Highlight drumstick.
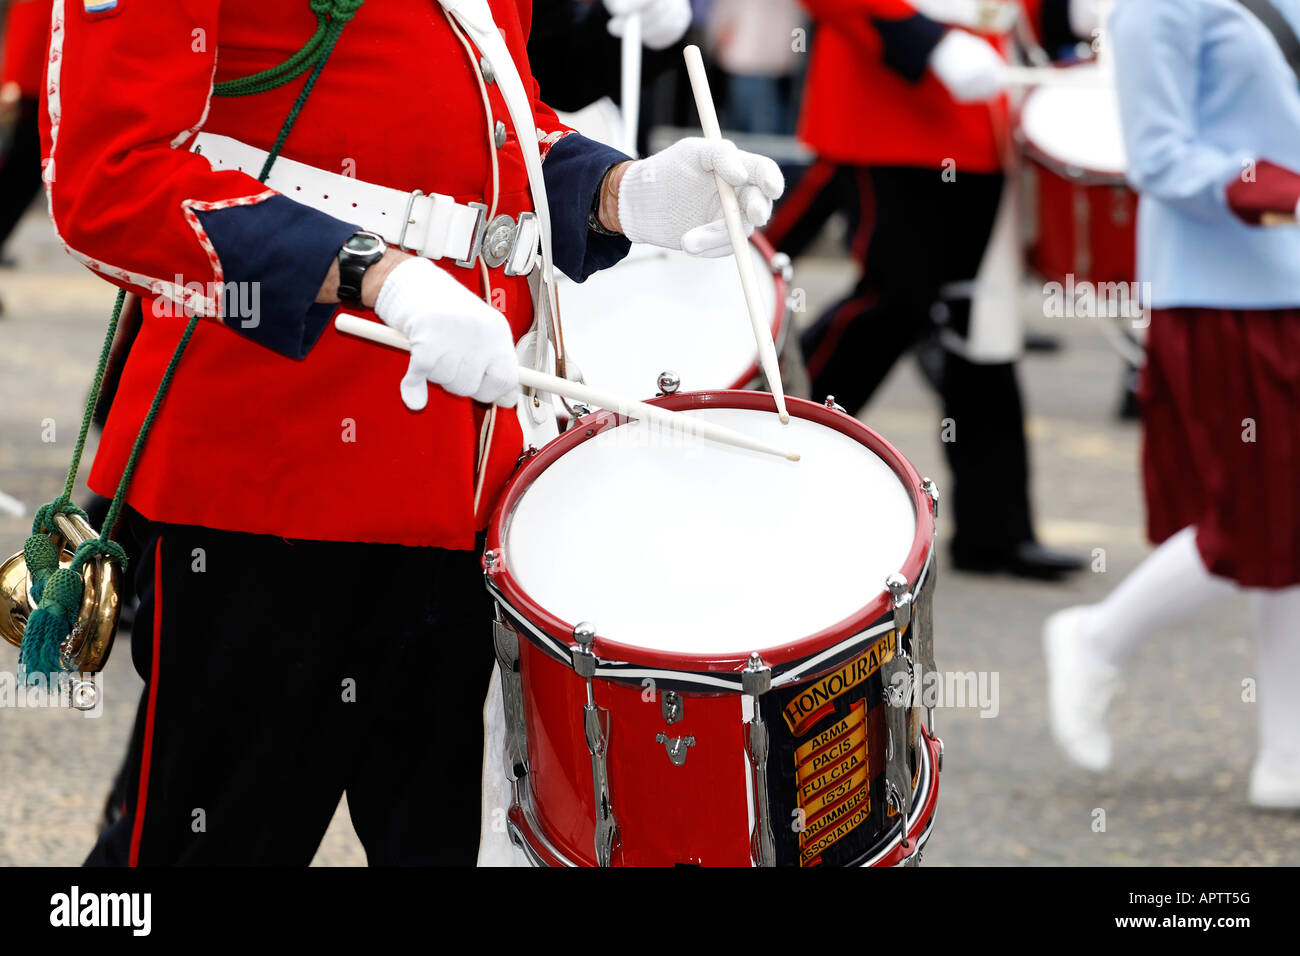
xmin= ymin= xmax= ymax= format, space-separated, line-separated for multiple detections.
xmin=682 ymin=44 xmax=791 ymax=425
xmin=334 ymin=314 xmax=801 ymax=461
xmin=1001 ymin=66 xmax=1112 ymax=87
xmin=620 ymin=13 xmax=641 ymax=156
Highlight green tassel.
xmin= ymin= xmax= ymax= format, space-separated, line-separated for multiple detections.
xmin=23 ymin=533 xmax=60 ymax=604
xmin=18 ymin=566 xmax=82 ymax=683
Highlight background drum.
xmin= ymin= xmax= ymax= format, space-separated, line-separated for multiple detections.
xmin=481 ymin=392 xmax=941 ymax=866
xmin=1019 ymin=72 xmax=1137 ymax=288
xmin=555 ymin=233 xmax=801 ymax=399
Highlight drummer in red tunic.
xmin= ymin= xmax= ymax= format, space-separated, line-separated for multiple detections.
xmin=1045 ymin=0 xmax=1300 ymax=808
xmin=43 ymin=0 xmax=781 ymax=865
xmin=787 ymin=0 xmax=1100 ymax=579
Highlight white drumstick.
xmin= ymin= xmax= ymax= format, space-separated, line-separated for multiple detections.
xmin=1002 ymin=65 xmax=1112 ymax=87
xmin=682 ymin=44 xmax=791 ymax=425
xmin=620 ymin=13 xmax=641 ymax=157
xmin=334 ymin=314 xmax=800 ymax=461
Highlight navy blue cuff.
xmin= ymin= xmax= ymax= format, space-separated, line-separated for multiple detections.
xmin=872 ymin=14 xmax=948 ymax=83
xmin=542 ymin=133 xmax=632 ymax=280
xmin=1041 ymin=0 xmax=1082 ymax=51
xmin=196 ymin=194 xmax=359 ymax=358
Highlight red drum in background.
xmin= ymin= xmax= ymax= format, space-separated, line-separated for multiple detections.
xmin=1019 ymin=75 xmax=1137 ymax=286
xmin=484 ymin=392 xmax=941 ymax=867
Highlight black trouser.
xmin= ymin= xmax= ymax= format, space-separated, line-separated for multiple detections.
xmin=800 ymin=166 xmax=1034 ymax=556
xmin=0 ymin=98 xmax=43 ymax=255
xmin=86 ymin=511 xmax=495 ymax=866
xmin=764 ymin=159 xmax=864 ymax=259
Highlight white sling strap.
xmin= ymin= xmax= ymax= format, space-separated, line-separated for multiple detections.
xmin=437 ymin=0 xmax=559 ymax=294
xmin=437 ymin=0 xmax=573 ymax=449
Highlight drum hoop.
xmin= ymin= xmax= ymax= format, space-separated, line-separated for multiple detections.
xmin=484 ymin=391 xmax=936 ymax=679
xmin=1021 ymin=141 xmax=1129 ymax=188
xmin=490 ymin=549 xmax=933 ymax=691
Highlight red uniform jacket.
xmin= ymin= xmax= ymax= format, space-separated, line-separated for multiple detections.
xmin=1 ymin=0 xmax=53 ymax=94
xmin=798 ymin=0 xmax=1074 ymax=173
xmin=42 ymin=0 xmax=629 ymax=549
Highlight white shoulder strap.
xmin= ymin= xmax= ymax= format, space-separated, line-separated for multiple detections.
xmin=437 ymin=0 xmax=557 ymax=289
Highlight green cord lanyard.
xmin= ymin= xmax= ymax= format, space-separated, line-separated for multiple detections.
xmin=31 ymin=0 xmax=365 ymax=570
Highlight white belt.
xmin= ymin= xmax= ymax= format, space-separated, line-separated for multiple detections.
xmin=190 ymin=131 xmax=541 ymax=276
xmin=911 ymin=0 xmax=1019 ymax=33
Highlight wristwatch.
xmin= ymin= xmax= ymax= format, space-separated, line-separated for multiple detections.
xmin=336 ymin=230 xmax=388 ymax=306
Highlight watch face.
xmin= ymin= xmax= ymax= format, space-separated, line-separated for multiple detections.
xmin=345 ymin=232 xmax=382 ymax=254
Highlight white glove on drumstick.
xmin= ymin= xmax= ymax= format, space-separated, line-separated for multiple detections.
xmin=618 ymin=137 xmax=785 ymax=256
xmin=605 ymin=0 xmax=692 ymax=50
xmin=928 ymin=29 xmax=1008 ymax=103
xmin=373 ymin=256 xmax=520 ymax=411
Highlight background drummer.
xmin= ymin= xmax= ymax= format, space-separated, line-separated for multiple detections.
xmin=786 ymin=0 xmax=1101 ymax=580
xmin=1045 ymin=0 xmax=1300 ymax=808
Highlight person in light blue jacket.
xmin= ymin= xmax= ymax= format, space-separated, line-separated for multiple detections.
xmin=1045 ymin=0 xmax=1300 ymax=809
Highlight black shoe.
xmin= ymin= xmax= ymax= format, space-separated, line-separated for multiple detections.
xmin=951 ymin=540 xmax=1085 ymax=580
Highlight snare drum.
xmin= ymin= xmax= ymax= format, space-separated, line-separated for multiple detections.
xmin=556 ymin=234 xmax=792 ymax=398
xmin=1019 ymin=73 xmax=1137 ymax=286
xmin=483 ymin=392 xmax=941 ymax=866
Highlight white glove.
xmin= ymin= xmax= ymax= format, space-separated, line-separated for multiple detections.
xmin=373 ymin=256 xmax=520 ymax=411
xmin=605 ymin=0 xmax=692 ymax=51
xmin=1068 ymin=0 xmax=1105 ymax=41
xmin=927 ymin=29 xmax=1007 ymax=103
xmin=617 ymin=137 xmax=785 ymax=257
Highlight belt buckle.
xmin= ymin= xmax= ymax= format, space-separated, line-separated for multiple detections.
xmin=503 ymin=211 xmax=539 ymax=277
xmin=454 ymin=201 xmax=490 ymax=269
xmin=478 ymin=210 xmax=539 ymax=276
xmin=480 ymin=212 xmax=518 ymax=270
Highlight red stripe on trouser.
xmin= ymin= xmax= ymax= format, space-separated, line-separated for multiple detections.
xmin=849 ymin=167 xmax=877 ymax=263
xmin=805 ymin=291 xmax=876 ymax=380
xmin=765 ymin=157 xmax=837 ymax=249
xmin=128 ymin=538 xmax=164 ymax=866
xmin=805 ymin=169 xmax=879 ymax=380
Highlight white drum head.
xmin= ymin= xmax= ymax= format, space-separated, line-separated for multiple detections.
xmin=503 ymin=408 xmax=917 ymax=655
xmin=556 ymin=242 xmax=778 ymax=398
xmin=1021 ymin=75 xmax=1128 ymax=176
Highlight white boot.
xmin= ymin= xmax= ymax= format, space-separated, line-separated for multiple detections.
xmin=1249 ymin=586 xmax=1300 ymax=810
xmin=1044 ymin=606 xmax=1123 ymax=772
xmin=1249 ymin=759 xmax=1300 ymax=810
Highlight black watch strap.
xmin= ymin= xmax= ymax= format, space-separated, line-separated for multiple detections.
xmin=337 ymin=231 xmax=387 ymax=305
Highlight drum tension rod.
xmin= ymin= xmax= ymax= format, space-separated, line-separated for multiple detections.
xmin=572 ymin=622 xmax=618 ymax=867
xmin=743 ymin=653 xmax=777 ymax=868
xmin=884 ymin=574 xmax=918 ymax=867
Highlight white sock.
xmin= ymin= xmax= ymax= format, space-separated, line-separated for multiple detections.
xmin=1252 ymin=585 xmax=1300 ymax=769
xmin=1083 ymin=526 xmax=1238 ymax=667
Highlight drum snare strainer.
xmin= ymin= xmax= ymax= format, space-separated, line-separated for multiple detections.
xmin=484 ymin=392 xmax=942 ymax=867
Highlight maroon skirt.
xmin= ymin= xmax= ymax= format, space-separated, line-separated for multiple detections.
xmin=1142 ymin=307 xmax=1300 ymax=588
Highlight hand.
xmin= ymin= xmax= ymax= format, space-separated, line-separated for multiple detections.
xmin=372 ymin=256 xmax=520 ymax=411
xmin=615 ymin=137 xmax=784 ymax=257
xmin=604 ymin=0 xmax=692 ymax=51
xmin=928 ymin=29 xmax=1007 ymax=103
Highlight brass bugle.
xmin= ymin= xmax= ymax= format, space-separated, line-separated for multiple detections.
xmin=0 ymin=511 xmax=121 ymax=674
